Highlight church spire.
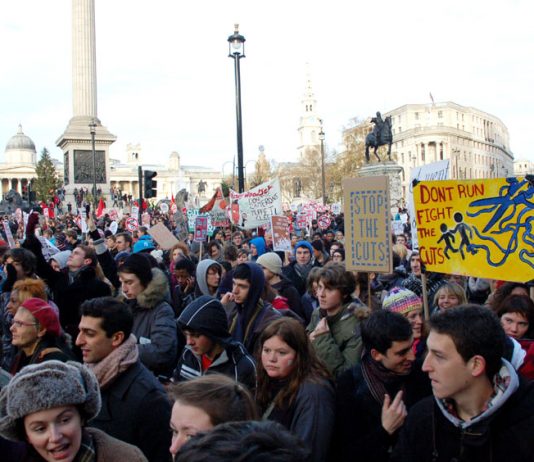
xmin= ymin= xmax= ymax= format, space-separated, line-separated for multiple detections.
xmin=297 ymin=64 xmax=322 ymax=159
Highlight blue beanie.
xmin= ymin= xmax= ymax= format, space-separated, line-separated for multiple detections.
xmin=133 ymin=235 xmax=155 ymax=253
xmin=294 ymin=240 xmax=313 ymax=256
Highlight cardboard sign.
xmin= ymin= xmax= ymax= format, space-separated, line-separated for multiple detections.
xmin=187 ymin=209 xmax=215 ymax=236
xmin=229 ymin=179 xmax=282 ymax=229
xmin=343 ymin=176 xmax=392 ymax=273
xmin=413 ymin=177 xmax=534 ymax=282
xmin=318 ymin=215 xmax=332 ymax=230
xmin=271 ymin=215 xmax=291 ymax=252
xmin=148 ymin=222 xmax=179 ymax=250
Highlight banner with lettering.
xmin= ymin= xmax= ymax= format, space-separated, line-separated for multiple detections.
xmin=413 ymin=177 xmax=534 ymax=282
xmin=229 ymin=179 xmax=282 ymax=229
xmin=408 ymin=160 xmax=450 ymax=249
xmin=343 ymin=176 xmax=392 ymax=273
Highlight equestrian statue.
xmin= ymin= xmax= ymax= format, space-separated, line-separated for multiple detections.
xmin=365 ymin=111 xmax=393 ymax=163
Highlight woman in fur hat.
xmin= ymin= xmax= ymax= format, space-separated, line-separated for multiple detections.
xmin=0 ymin=360 xmax=147 ymax=461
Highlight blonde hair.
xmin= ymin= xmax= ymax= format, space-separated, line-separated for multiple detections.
xmin=392 ymin=244 xmax=408 ymax=260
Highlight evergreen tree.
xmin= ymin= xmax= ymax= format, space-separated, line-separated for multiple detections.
xmin=34 ymin=148 xmax=61 ymax=202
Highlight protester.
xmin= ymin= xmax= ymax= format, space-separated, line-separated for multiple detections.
xmin=173 ymin=295 xmax=256 ymax=389
xmin=76 ymin=297 xmax=171 ymax=462
xmin=333 ymin=310 xmax=430 ymax=462
xmin=432 ymin=281 xmax=467 ymax=313
xmin=300 ymin=267 xmax=322 ymax=325
xmin=392 ymin=305 xmax=534 ymax=461
xmin=307 ymin=263 xmax=363 ymax=377
xmin=401 ymin=252 xmax=445 ymax=308
xmin=175 ymin=421 xmax=310 ymax=462
xmin=283 ymin=241 xmax=321 ymax=296
xmin=172 ymin=257 xmax=196 ymax=315
xmin=257 ymin=318 xmax=334 ymax=462
xmin=118 ymin=253 xmax=178 ymax=376
xmin=496 ymin=294 xmax=534 ymax=340
xmin=168 ymin=374 xmax=258 ymax=457
xmin=9 ymin=298 xmax=73 ymax=374
xmin=257 ymin=252 xmax=306 ymax=321
xmin=222 ymin=262 xmax=281 ymax=354
xmin=382 ymin=287 xmax=425 ymax=356
xmin=195 ymin=259 xmax=222 ymax=297
xmin=249 ymin=237 xmax=267 ymax=261
xmin=0 ymin=360 xmax=147 ymax=461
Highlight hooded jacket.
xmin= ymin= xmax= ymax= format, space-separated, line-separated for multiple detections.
xmin=249 ymin=237 xmax=267 ymax=260
xmin=227 ymin=262 xmax=281 ymax=354
xmin=391 ymin=360 xmax=534 ymax=462
xmin=195 ymin=259 xmax=222 ymax=296
xmin=173 ymin=296 xmax=256 ymax=389
xmin=126 ymin=268 xmax=178 ymax=376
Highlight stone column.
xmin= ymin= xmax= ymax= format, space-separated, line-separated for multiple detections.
xmin=72 ymin=0 xmax=97 ymax=119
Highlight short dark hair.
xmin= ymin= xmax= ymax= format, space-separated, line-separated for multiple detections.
xmin=115 ymin=232 xmax=133 ymax=246
xmin=233 ymin=263 xmax=252 ymax=283
xmin=174 ymin=258 xmax=196 ymax=275
xmin=175 ymin=420 xmax=310 ymax=462
xmin=429 ymin=305 xmax=505 ymax=379
xmin=497 ymin=294 xmax=534 ymax=338
xmin=361 ymin=310 xmax=412 ymax=354
xmin=79 ymin=296 xmax=133 ymax=339
xmin=224 ymin=245 xmax=238 ymax=262
xmin=5 ymin=248 xmax=36 ymax=275
xmin=318 ymin=263 xmax=356 ymax=302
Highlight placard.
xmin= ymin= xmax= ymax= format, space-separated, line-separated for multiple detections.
xmin=343 ymin=176 xmax=392 ymax=273
xmin=413 ymin=177 xmax=534 ymax=282
xmin=148 ymin=222 xmax=179 ymax=250
xmin=271 ymin=215 xmax=291 ymax=252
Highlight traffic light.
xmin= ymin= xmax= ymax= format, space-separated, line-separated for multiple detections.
xmin=144 ymin=170 xmax=158 ymax=198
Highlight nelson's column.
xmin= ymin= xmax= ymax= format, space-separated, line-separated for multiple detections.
xmin=56 ymin=0 xmax=116 ymax=204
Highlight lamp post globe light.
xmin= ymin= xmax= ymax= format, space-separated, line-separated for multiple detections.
xmin=319 ymin=124 xmax=326 ymax=205
xmin=228 ymin=24 xmax=246 ymax=193
xmin=89 ymin=119 xmax=98 ymax=210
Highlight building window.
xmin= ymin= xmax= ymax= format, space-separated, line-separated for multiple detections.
xmin=415 ymin=112 xmax=419 ymax=120
xmin=401 ymin=153 xmax=405 ymax=163
xmin=439 ymin=143 xmax=444 ymax=160
xmin=398 ymin=126 xmax=402 ymax=132
xmin=438 ymin=111 xmax=443 ymax=118
xmin=421 ymin=144 xmax=426 ymax=161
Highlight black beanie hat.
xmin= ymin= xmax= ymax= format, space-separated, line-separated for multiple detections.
xmin=177 ymin=295 xmax=231 ymax=343
xmin=120 ymin=253 xmax=153 ymax=287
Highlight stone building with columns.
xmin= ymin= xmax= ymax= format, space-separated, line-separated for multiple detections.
xmin=343 ymin=101 xmax=514 ymax=199
xmin=0 ymin=125 xmax=63 ymax=198
xmin=1 ymin=126 xmax=222 ymax=206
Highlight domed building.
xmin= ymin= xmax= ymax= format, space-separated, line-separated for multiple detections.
xmin=1 ymin=125 xmax=40 ymax=197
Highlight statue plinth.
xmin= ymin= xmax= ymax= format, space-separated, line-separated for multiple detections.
xmin=358 ymin=161 xmax=404 ymax=212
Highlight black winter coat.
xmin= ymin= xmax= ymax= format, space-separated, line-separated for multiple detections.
xmin=90 ymin=360 xmax=172 ymax=462
xmin=331 ymin=361 xmax=431 ymax=462
xmin=391 ymin=379 xmax=534 ymax=462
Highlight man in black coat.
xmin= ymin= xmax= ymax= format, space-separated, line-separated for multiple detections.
xmin=331 ymin=310 xmax=431 ymax=462
xmin=76 ymin=297 xmax=171 ymax=462
xmin=391 ymin=305 xmax=534 ymax=462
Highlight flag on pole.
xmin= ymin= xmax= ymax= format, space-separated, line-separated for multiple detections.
xmin=96 ymin=198 xmax=105 ymax=218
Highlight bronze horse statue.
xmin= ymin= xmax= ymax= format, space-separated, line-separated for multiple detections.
xmin=365 ymin=113 xmax=393 ymax=163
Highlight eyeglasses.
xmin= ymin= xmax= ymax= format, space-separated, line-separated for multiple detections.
xmin=12 ymin=320 xmax=38 ymax=328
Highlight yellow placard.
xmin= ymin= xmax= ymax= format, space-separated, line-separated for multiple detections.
xmin=413 ymin=177 xmax=534 ymax=282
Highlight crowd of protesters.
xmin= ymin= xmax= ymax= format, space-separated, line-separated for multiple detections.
xmin=0 ymin=204 xmax=533 ymax=462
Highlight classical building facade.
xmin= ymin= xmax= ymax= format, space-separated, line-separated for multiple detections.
xmin=514 ymin=159 xmax=534 ymax=176
xmin=343 ymin=102 xmax=515 ymax=199
xmin=1 ymin=127 xmax=222 ymax=205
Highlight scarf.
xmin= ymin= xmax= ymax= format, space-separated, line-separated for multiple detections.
xmin=294 ymin=260 xmax=314 ymax=281
xmin=361 ymin=351 xmax=407 ymax=405
xmin=86 ymin=334 xmax=139 ymax=390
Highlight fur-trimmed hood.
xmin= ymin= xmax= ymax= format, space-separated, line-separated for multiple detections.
xmin=135 ymin=268 xmax=170 ymax=309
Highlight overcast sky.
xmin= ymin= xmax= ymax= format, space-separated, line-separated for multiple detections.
xmin=1 ymin=0 xmax=532 ymax=172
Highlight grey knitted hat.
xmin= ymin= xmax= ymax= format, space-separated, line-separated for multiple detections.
xmin=0 ymin=360 xmax=101 ymax=441
xmin=257 ymin=252 xmax=283 ymax=276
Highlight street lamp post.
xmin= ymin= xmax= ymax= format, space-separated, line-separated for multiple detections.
xmin=319 ymin=125 xmax=326 ymax=205
xmin=89 ymin=119 xmax=97 ymax=211
xmin=228 ymin=24 xmax=246 ymax=193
